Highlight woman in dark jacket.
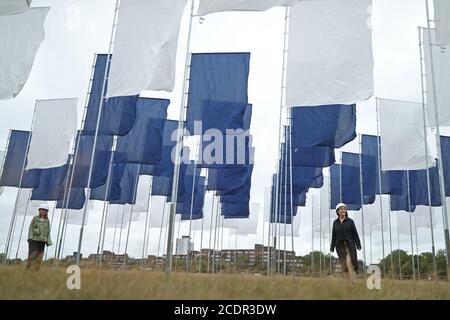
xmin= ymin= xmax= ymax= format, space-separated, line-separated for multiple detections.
xmin=330 ymin=203 xmax=361 ymax=282
xmin=27 ymin=203 xmax=52 ymax=271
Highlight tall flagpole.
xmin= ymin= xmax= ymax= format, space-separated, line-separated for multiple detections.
xmin=165 ymin=0 xmax=196 ymax=276
xmin=358 ymin=134 xmax=367 ymax=277
xmin=311 ymin=195 xmax=314 ymax=276
xmin=414 ymin=216 xmax=421 ymax=280
xmin=75 ymin=0 xmax=121 ymax=265
xmin=418 ymin=26 xmax=439 ymax=280
xmin=156 ymin=202 xmax=167 ymax=271
xmin=425 ymin=0 xmax=450 ymax=280
xmin=141 ymin=179 xmax=153 ymax=263
xmin=406 ymin=171 xmax=416 ymax=280
xmin=396 ymin=213 xmax=402 ymax=279
xmin=288 ymin=111 xmax=295 ymax=275
xmin=207 ymin=194 xmax=215 ymax=273
xmin=13 ymin=186 xmax=33 ymax=261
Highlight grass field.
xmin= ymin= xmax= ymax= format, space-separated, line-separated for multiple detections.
xmin=1 ymin=266 xmax=449 ymax=300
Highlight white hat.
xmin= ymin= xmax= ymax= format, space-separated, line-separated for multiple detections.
xmin=38 ymin=203 xmax=50 ymax=211
xmin=335 ymin=203 xmax=347 ymax=213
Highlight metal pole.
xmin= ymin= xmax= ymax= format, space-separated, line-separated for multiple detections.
xmin=418 ymin=27 xmax=439 ymax=279
xmin=358 ymin=135 xmax=367 ymax=277
xmin=165 ymin=0 xmax=196 ymax=276
xmin=414 ymin=215 xmax=421 ymax=280
xmin=397 ymin=213 xmax=402 ymax=280
xmin=14 ymin=188 xmax=33 ymax=261
xmin=406 ymin=172 xmax=416 ymax=280
xmin=212 ymin=195 xmax=220 ymax=273
xmin=111 ymin=204 xmax=119 ymax=252
xmin=319 ymin=187 xmax=322 ymax=277
xmin=425 ymin=0 xmax=450 ymax=280
xmin=288 ymin=111 xmax=295 ymax=275
xmin=156 ymin=202 xmax=167 ymax=271
xmin=143 ymin=192 xmax=153 ymax=264
xmin=207 ymin=194 xmax=215 ymax=273
xmin=117 ymin=205 xmax=126 ymax=255
xmin=141 ymin=178 xmax=153 ymax=263
xmin=199 ymin=202 xmax=205 ymax=273
xmin=329 ymin=173 xmax=333 ymax=275
xmin=75 ymin=0 xmax=121 ymax=265
xmin=283 ymin=128 xmax=288 ymax=276
xmin=311 ymin=195 xmax=314 ymax=276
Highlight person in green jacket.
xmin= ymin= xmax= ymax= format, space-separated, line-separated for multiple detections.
xmin=27 ymin=203 xmax=52 ymax=270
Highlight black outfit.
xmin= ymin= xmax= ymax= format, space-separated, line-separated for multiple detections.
xmin=330 ymin=217 xmax=361 ymax=272
xmin=26 ymin=240 xmax=46 ymax=270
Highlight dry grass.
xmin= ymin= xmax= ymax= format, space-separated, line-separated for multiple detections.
xmin=0 ymin=265 xmax=449 ymax=300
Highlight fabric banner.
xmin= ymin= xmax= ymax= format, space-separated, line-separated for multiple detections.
xmin=133 ymin=175 xmax=152 ymax=213
xmin=31 ymin=164 xmax=69 ymax=201
xmin=56 ymin=188 xmax=85 ymax=210
xmin=65 ymin=209 xmax=88 ymax=226
xmin=26 ymin=99 xmax=78 ymax=170
xmin=408 ymin=167 xmax=441 ymax=207
xmin=207 ymin=166 xmax=252 ymax=192
xmin=224 ymin=203 xmax=259 ymax=235
xmin=379 ymin=99 xmax=436 ymax=170
xmin=114 ymin=98 xmax=169 ymax=165
xmin=106 ymin=204 xmax=139 ymax=229
xmin=291 ymin=144 xmax=335 ymax=168
xmin=0 ymin=0 xmax=31 ymax=16
xmin=286 ymin=0 xmax=373 ymax=107
xmin=441 ymin=136 xmax=450 ymax=196
xmin=0 ymin=7 xmax=49 ymax=99
xmin=71 ymin=133 xmax=114 ymax=188
xmin=16 ymin=189 xmax=39 ymax=216
xmin=197 ymin=0 xmax=297 ymax=16
xmin=185 ymin=53 xmax=250 ymax=133
xmin=106 ymin=0 xmax=188 ymax=97
xmin=109 ymin=163 xmax=140 ymax=205
xmin=434 ymin=0 xmax=450 ymax=45
xmin=221 ymin=201 xmax=250 ymax=218
xmin=152 ymin=120 xmax=179 ymax=177
xmin=390 ymin=172 xmax=415 ymax=212
xmin=82 ymin=54 xmax=138 ymax=136
xmin=342 ymin=152 xmax=362 ymax=206
xmin=90 ymin=160 xmax=126 ymax=202
xmin=291 ymin=105 xmax=357 ymax=148
xmin=423 ymin=29 xmax=450 ymax=126
xmin=179 ymin=176 xmax=206 ymax=220
xmin=0 ymin=130 xmax=41 ymax=188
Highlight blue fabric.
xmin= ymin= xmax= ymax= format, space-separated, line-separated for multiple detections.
xmin=179 ymin=176 xmax=206 ymax=220
xmin=114 ymin=98 xmax=169 ymax=165
xmin=198 ymin=133 xmax=253 ymax=168
xmin=90 ymin=161 xmax=125 ymax=201
xmin=243 ymin=104 xmax=252 ymax=131
xmin=152 ymin=120 xmax=180 ymax=177
xmin=71 ymin=132 xmax=114 ymax=188
xmin=408 ymin=167 xmax=441 ymax=206
xmin=207 ymin=166 xmax=251 ymax=191
xmin=109 ymin=163 xmax=141 ymax=205
xmin=83 ymin=54 xmax=138 ymax=136
xmin=361 ymin=134 xmax=379 ymax=197
xmin=140 ymin=164 xmax=155 ymax=176
xmin=200 ymin=100 xmax=249 ymax=134
xmin=56 ymin=188 xmax=86 ymax=210
xmin=389 ymin=172 xmax=415 ymax=212
xmin=221 ymin=201 xmax=250 ymax=218
xmin=217 ymin=165 xmax=253 ymax=203
xmin=440 ymin=136 xmax=450 ymax=196
xmin=341 ymin=152 xmax=363 ymax=206
xmin=185 ymin=53 xmax=250 ymax=134
xmin=31 ymin=164 xmax=69 ymax=201
xmin=150 ymin=163 xmax=188 ymax=198
xmin=0 ymin=130 xmax=41 ymax=188
xmin=291 ymin=104 xmax=357 ymax=148
xmin=330 ymin=164 xmax=341 ymax=209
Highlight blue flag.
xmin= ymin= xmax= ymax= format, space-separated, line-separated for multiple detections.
xmin=185 ymin=53 xmax=250 ymax=134
xmin=90 ymin=161 xmax=126 ymax=201
xmin=56 ymin=188 xmax=86 ymax=210
xmin=440 ymin=136 xmax=450 ymax=196
xmin=291 ymin=104 xmax=357 ymax=148
xmin=114 ymin=98 xmax=169 ymax=165
xmin=0 ymin=130 xmax=41 ymax=188
xmin=31 ymin=164 xmax=69 ymax=201
xmin=109 ymin=163 xmax=141 ymax=205
xmin=71 ymin=132 xmax=114 ymax=188
xmin=408 ymin=167 xmax=441 ymax=206
xmin=179 ymin=176 xmax=206 ymax=220
xmin=152 ymin=120 xmax=181 ymax=177
xmin=221 ymin=201 xmax=250 ymax=218
xmin=342 ymin=152 xmax=375 ymax=207
xmin=83 ymin=54 xmax=138 ymax=136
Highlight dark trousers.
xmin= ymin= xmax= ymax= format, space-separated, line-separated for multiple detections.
xmin=26 ymin=240 xmax=45 ymax=271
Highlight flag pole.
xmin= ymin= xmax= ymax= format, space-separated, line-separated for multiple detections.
xmin=156 ymin=202 xmax=167 ymax=271
xmin=414 ymin=216 xmax=421 ymax=280
xmin=3 ymin=102 xmax=38 ymax=264
xmin=418 ymin=26 xmax=439 ymax=280
xmin=406 ymin=171 xmax=416 ymax=280
xmin=396 ymin=214 xmax=402 ymax=280
xmin=117 ymin=205 xmax=126 ymax=255
xmin=111 ymin=204 xmax=119 ymax=253
xmin=13 ymin=185 xmax=33 ymax=261
xmin=212 ymin=195 xmax=220 ymax=273
xmin=425 ymin=0 xmax=450 ymax=280
xmin=358 ymin=134 xmax=367 ymax=278
xmin=311 ymin=195 xmax=314 ymax=276
xmin=141 ymin=178 xmax=153 ymax=264
xmin=329 ymin=173 xmax=333 ymax=276
xmin=198 ymin=193 xmax=206 ymax=273
xmin=75 ymin=0 xmax=121 ymax=266
xmin=288 ymin=110 xmax=295 ymax=275
xmin=283 ymin=126 xmax=288 ymax=276
xmin=319 ymin=187 xmax=322 ymax=277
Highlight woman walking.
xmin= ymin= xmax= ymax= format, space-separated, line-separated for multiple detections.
xmin=27 ymin=203 xmax=52 ymax=270
xmin=330 ymin=203 xmax=361 ymax=283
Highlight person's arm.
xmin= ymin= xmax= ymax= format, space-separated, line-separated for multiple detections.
xmin=330 ymin=221 xmax=336 ymax=252
xmin=28 ymin=217 xmax=35 ymax=242
xmin=46 ymin=220 xmax=52 ymax=246
xmin=351 ymin=220 xmax=361 ymax=249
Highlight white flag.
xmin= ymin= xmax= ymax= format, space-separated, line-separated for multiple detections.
xmin=434 ymin=0 xmax=450 ymax=45
xmin=0 ymin=0 xmax=31 ymax=16
xmin=16 ymin=189 xmax=41 ymax=216
xmin=235 ymin=203 xmax=259 ymax=235
xmin=379 ymin=99 xmax=436 ymax=171
xmin=26 ymin=99 xmax=78 ymax=170
xmin=286 ymin=0 xmax=374 ymax=107
xmin=106 ymin=0 xmax=187 ymax=98
xmin=66 ymin=209 xmax=88 ymax=226
xmin=149 ymin=196 xmax=170 ymax=228
xmin=197 ymin=0 xmax=297 ymax=16
xmin=133 ymin=176 xmax=152 ymax=213
xmin=0 ymin=7 xmax=49 ymax=99
xmin=423 ymin=29 xmax=450 ymax=126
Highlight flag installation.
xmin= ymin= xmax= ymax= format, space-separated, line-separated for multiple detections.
xmin=0 ymin=0 xmax=32 ymax=16
xmin=379 ymin=99 xmax=435 ymax=171
xmin=185 ymin=53 xmax=251 ymax=134
xmin=133 ymin=175 xmax=152 ymax=213
xmin=408 ymin=167 xmax=442 ymax=207
xmin=197 ymin=0 xmax=297 ymax=16
xmin=0 ymin=130 xmax=41 ymax=188
xmin=26 ymin=99 xmax=78 ymax=170
xmin=30 ymin=163 xmax=69 ymax=201
xmin=83 ymin=54 xmax=138 ymax=136
xmin=433 ymin=0 xmax=450 ymax=45
xmin=114 ymin=98 xmax=169 ymax=165
xmin=422 ymin=29 xmax=450 ymax=126
xmin=0 ymin=7 xmax=49 ymax=99
xmin=286 ymin=0 xmax=373 ymax=107
xmin=106 ymin=0 xmax=188 ymax=97
xmin=56 ymin=187 xmax=86 ymax=210
xmin=290 ymin=105 xmax=357 ymax=148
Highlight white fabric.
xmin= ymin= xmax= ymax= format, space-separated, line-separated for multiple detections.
xmin=26 ymin=99 xmax=78 ymax=170
xmin=423 ymin=29 xmax=450 ymax=126
xmin=236 ymin=203 xmax=259 ymax=235
xmin=106 ymin=0 xmax=187 ymax=98
xmin=0 ymin=0 xmax=31 ymax=16
xmin=106 ymin=204 xmax=140 ymax=229
xmin=434 ymin=0 xmax=450 ymax=45
xmin=193 ymin=196 xmax=215 ymax=231
xmin=133 ymin=176 xmax=151 ymax=213
xmin=65 ymin=209 xmax=88 ymax=226
xmin=16 ymin=189 xmax=41 ymax=216
xmin=379 ymin=99 xmax=435 ymax=171
xmin=197 ymin=0 xmax=297 ymax=16
xmin=263 ymin=186 xmax=272 ymax=222
xmin=286 ymin=0 xmax=374 ymax=107
xmin=149 ymin=196 xmax=170 ymax=228
xmin=0 ymin=7 xmax=49 ymax=99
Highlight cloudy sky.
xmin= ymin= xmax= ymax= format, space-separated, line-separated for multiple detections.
xmin=1 ymin=0 xmax=449 ymax=269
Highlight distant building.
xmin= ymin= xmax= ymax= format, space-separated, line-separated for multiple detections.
xmin=176 ymin=236 xmax=194 ymax=256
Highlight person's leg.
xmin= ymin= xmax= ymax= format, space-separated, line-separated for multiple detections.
xmin=34 ymin=242 xmax=45 ymax=271
xmin=345 ymin=244 xmax=356 ymax=283
xmin=26 ymin=241 xmax=38 ymax=270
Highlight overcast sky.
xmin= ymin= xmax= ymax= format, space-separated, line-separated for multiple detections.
xmin=1 ymin=0 xmax=449 ymax=268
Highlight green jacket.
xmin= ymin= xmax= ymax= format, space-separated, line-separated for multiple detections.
xmin=28 ymin=216 xmax=52 ymax=246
